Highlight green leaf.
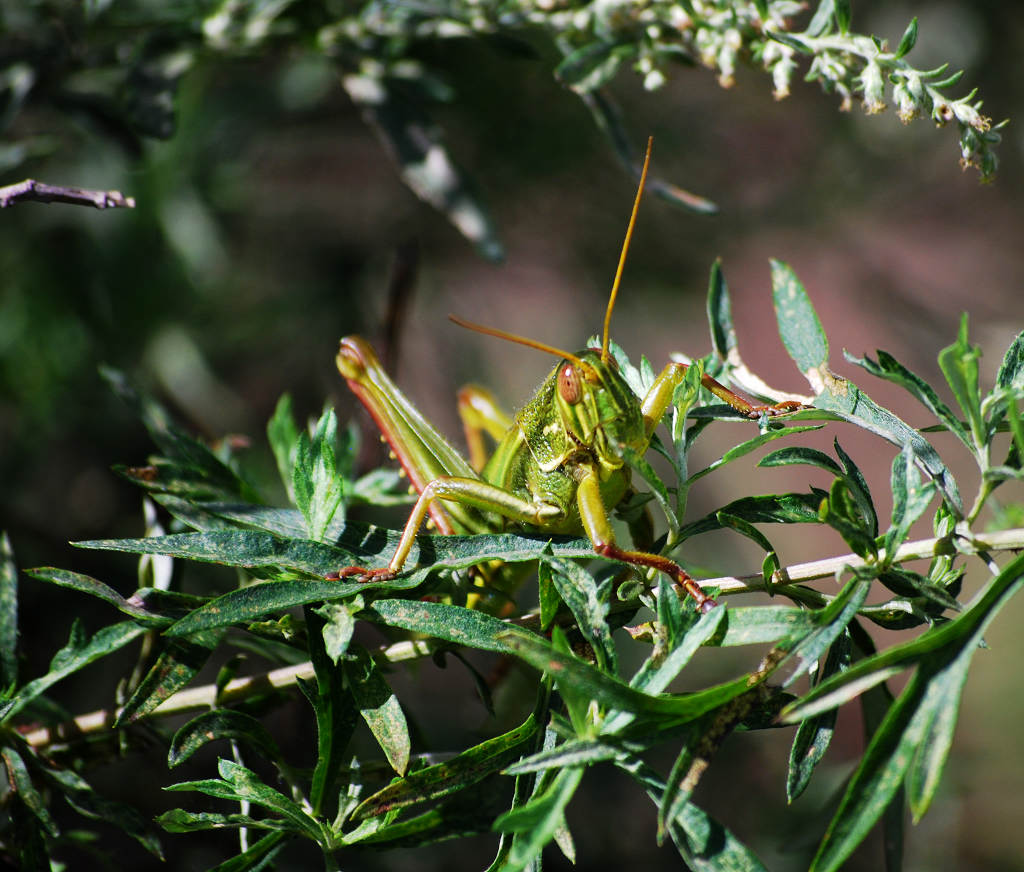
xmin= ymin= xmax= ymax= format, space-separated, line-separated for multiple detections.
xmin=895 ymin=17 xmax=918 ymax=58
xmin=493 ymin=766 xmax=584 ymax=871
xmin=680 ymin=491 xmax=825 ymax=540
xmin=834 ymin=0 xmax=851 ymax=33
xmin=156 ymin=809 xmax=287 ymax=833
xmin=168 ymin=709 xmax=282 ymax=767
xmin=1 ymin=747 xmax=58 ymax=837
xmin=303 ymin=605 xmax=358 ymax=817
xmin=818 ymin=479 xmax=877 ymax=559
xmin=116 ymin=629 xmax=225 ymax=725
xmin=293 ymin=407 xmax=347 ymax=541
xmin=25 ymin=567 xmax=175 ymax=627
xmin=937 ymin=314 xmax=984 ymax=450
xmin=0 ymin=532 xmax=19 ymax=688
xmin=847 ymin=350 xmax=970 ymax=448
xmin=100 ymin=366 xmax=257 ymax=502
xmin=353 ymin=710 xmax=541 ymax=820
xmin=267 ymin=393 xmax=300 ymax=502
xmin=555 ymin=41 xmax=626 ymax=93
xmin=771 ymin=260 xmax=829 ymax=373
xmin=885 ymin=444 xmax=937 ymax=560
xmin=499 ymin=630 xmax=767 ymax=723
xmin=707 ymin=259 xmax=737 ymax=360
xmin=618 ymin=755 xmax=768 ymax=870
xmin=813 ymin=373 xmax=962 ymax=515
xmin=787 ymin=632 xmax=851 ymax=801
xmin=0 ymin=620 xmax=146 ymax=723
xmin=44 ymin=763 xmax=165 ymax=857
xmin=315 ymin=600 xmax=358 ymax=664
xmin=345 ymin=646 xmax=411 ymax=776
xmin=538 ymin=553 xmax=616 ymax=672
xmin=167 ymin=758 xmax=325 ymax=843
xmin=780 ymin=576 xmax=870 ymax=689
xmin=689 ymin=425 xmax=822 ymax=485
xmin=783 ymin=550 xmax=1024 ymax=723
xmin=206 ymin=832 xmax=288 ymax=870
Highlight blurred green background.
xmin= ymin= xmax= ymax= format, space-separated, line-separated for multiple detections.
xmin=2 ymin=1 xmax=1023 ymax=869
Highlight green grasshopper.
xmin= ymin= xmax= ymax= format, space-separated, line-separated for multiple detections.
xmin=332 ymin=141 xmax=803 ymax=612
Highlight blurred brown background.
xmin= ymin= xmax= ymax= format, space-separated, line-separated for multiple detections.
xmin=1 ymin=1 xmax=1022 ymax=869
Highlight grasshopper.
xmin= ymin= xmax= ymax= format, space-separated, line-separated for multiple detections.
xmin=333 ymin=140 xmax=803 ymax=612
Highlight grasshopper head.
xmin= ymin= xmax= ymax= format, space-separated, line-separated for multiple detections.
xmin=554 ymin=349 xmax=646 ymax=470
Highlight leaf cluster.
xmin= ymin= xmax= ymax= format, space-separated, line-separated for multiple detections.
xmin=1 ymin=258 xmax=1021 ymax=869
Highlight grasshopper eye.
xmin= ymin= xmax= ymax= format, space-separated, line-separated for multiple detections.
xmin=558 ymin=364 xmax=583 ymax=404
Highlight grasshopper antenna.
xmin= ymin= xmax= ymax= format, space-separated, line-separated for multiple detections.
xmin=449 ymin=315 xmax=591 ymax=372
xmin=602 ymin=136 xmax=653 ymax=364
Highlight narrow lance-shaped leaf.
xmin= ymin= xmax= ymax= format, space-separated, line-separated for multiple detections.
xmin=0 ymin=620 xmax=146 ymax=724
xmin=345 ymin=646 xmax=411 ymax=777
xmin=937 ymin=314 xmax=984 ymax=451
xmin=0 ymin=532 xmax=19 ymax=688
xmin=846 ymin=350 xmax=970 ymax=448
xmin=267 ymin=393 xmax=300 ymax=503
xmin=771 ymin=260 xmax=829 ymax=375
xmin=116 ymin=628 xmax=226 ymax=725
xmin=169 ymin=709 xmax=282 ymax=768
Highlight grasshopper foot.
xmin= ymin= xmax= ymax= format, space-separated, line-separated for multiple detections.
xmin=327 ymin=565 xmax=397 ymax=583
xmin=745 ymin=400 xmax=807 ymax=419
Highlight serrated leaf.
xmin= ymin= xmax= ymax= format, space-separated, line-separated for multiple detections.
xmin=100 ymin=366 xmax=257 ymax=502
xmin=316 ymin=601 xmax=357 ymax=664
xmin=303 ymin=605 xmax=358 ymax=817
xmin=345 ymin=647 xmax=411 ymax=776
xmin=169 ymin=709 xmax=282 ymax=767
xmin=156 ymin=809 xmax=287 ymax=833
xmin=771 ymin=260 xmax=829 ymax=374
xmin=896 ymin=17 xmax=918 ymax=58
xmin=293 ymin=407 xmax=346 ymax=541
xmin=885 ymin=444 xmax=937 ymax=560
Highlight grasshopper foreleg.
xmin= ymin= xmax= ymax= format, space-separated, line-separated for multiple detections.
xmin=641 ymin=362 xmax=805 ymax=435
xmin=331 ymin=476 xmax=564 ymax=582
